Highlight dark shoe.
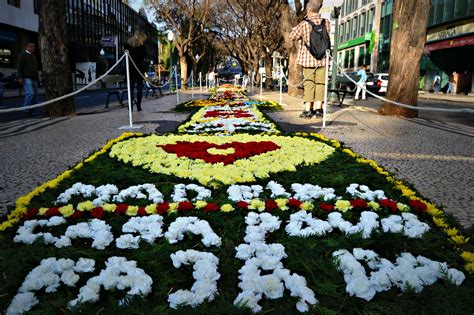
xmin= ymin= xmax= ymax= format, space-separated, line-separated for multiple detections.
xmin=314 ymin=109 xmax=323 ymax=117
xmin=137 ymin=107 xmax=142 ymax=112
xmin=299 ymin=110 xmax=313 ymax=118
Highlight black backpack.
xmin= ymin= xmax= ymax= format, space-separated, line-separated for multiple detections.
xmin=305 ymin=19 xmax=331 ymax=60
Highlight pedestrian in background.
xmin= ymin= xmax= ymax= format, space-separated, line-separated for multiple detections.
xmin=354 ymin=64 xmax=368 ymax=101
xmin=17 ymin=41 xmax=39 ymax=116
xmin=433 ymin=72 xmax=441 ymax=94
xmin=208 ymin=69 xmax=216 ymax=88
xmin=446 ymin=72 xmax=456 ymax=95
xmin=125 ymin=31 xmax=147 ymax=111
xmin=290 ymin=0 xmax=330 ymax=118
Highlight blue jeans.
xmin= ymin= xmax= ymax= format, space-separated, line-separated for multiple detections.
xmin=23 ymin=78 xmax=39 ymax=111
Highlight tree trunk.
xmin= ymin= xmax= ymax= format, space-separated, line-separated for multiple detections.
xmin=279 ymin=0 xmax=303 ymax=97
xmin=38 ymin=0 xmax=75 ymax=116
xmin=378 ymin=0 xmax=431 ymax=117
xmin=264 ymin=54 xmax=273 ymax=90
xmin=179 ymin=55 xmax=188 ymax=90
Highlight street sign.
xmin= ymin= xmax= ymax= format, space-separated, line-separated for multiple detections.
xmin=101 ymin=36 xmax=116 ymax=47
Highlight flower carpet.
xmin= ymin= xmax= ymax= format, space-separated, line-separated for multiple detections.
xmin=1 ymin=90 xmax=473 ymax=314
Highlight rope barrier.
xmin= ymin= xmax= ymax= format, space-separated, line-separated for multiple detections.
xmin=128 ymin=55 xmax=175 ymax=89
xmin=0 ymin=53 xmax=127 ymax=114
xmin=328 ymin=52 xmax=474 ymax=114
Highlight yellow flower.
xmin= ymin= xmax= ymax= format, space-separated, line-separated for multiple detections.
xmin=221 ymin=204 xmax=234 ymax=212
xmin=301 ymin=202 xmax=314 ymax=211
xmin=433 ymin=217 xmax=449 ymax=228
xmin=77 ymin=201 xmax=94 ymax=212
xmin=444 ymin=228 xmax=459 ymax=237
xmin=397 ymin=202 xmax=410 ymax=212
xmin=460 ymin=251 xmax=474 ymax=262
xmin=126 ymin=206 xmax=139 ymax=216
xmin=248 ymin=199 xmax=265 ymax=212
xmin=59 ymin=204 xmax=74 ymax=217
xmin=103 ymin=203 xmax=117 ymax=212
xmin=168 ymin=203 xmax=179 ymax=214
xmin=368 ymin=201 xmax=380 ymax=211
xmin=195 ymin=201 xmax=208 ymax=209
xmin=335 ymin=200 xmax=352 ymax=213
xmin=145 ymin=204 xmax=157 ymax=214
xmin=275 ymin=198 xmax=289 ymax=211
xmin=465 ymin=262 xmax=474 ymax=273
xmin=451 ymin=235 xmax=470 ymax=246
xmin=38 ymin=207 xmax=49 ymax=216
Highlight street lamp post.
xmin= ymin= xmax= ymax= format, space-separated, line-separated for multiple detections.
xmin=328 ymin=0 xmax=344 ymax=104
xmin=167 ymin=31 xmax=174 ymax=91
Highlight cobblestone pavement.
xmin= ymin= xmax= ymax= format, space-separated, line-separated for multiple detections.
xmin=1 ymin=90 xmax=473 ymax=229
xmin=0 ymin=93 xmax=206 ymax=216
xmin=253 ymin=91 xmax=474 ymax=228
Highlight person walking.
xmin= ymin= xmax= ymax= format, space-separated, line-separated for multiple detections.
xmin=17 ymin=41 xmax=39 ymax=116
xmin=125 ymin=31 xmax=147 ymax=111
xmin=433 ymin=72 xmax=441 ymax=94
xmin=208 ymin=69 xmax=216 ymax=89
xmin=289 ymin=0 xmax=330 ymax=118
xmin=354 ymin=64 xmax=368 ymax=101
xmin=446 ymin=72 xmax=456 ymax=95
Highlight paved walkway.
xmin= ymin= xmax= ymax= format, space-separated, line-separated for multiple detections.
xmin=1 ymin=90 xmax=473 ymax=228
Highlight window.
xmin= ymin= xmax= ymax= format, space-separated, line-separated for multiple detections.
xmin=34 ymin=0 xmax=39 ymax=14
xmin=349 ymin=49 xmax=355 ymax=68
xmin=454 ymin=0 xmax=468 ymax=18
xmin=353 ymin=16 xmax=358 ymax=38
xmin=368 ymin=8 xmax=375 ymax=31
xmin=360 ymin=12 xmax=366 ymax=35
xmin=0 ymin=49 xmax=12 ymax=66
xmin=358 ymin=46 xmax=365 ymax=66
xmin=7 ymin=0 xmax=20 ymax=8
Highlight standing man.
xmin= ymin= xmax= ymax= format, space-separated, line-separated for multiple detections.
xmin=290 ymin=0 xmax=330 ymax=118
xmin=354 ymin=64 xmax=367 ymax=101
xmin=17 ymin=41 xmax=39 ymax=115
xmin=125 ymin=31 xmax=147 ymax=111
xmin=208 ymin=69 xmax=216 ymax=89
xmin=433 ymin=72 xmax=441 ymax=94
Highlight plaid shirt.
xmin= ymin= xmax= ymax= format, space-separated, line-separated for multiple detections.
xmin=289 ymin=14 xmax=331 ymax=68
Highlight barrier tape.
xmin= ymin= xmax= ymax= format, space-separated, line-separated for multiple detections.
xmin=0 ymin=54 xmax=127 ymax=114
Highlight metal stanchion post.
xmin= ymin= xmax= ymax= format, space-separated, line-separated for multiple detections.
xmin=175 ymin=65 xmax=179 ymax=104
xmin=191 ymin=70 xmax=194 ymax=99
xmin=119 ymin=51 xmax=143 ymax=130
xmin=279 ymin=72 xmax=283 ymax=105
xmin=260 ymin=73 xmax=263 ymax=97
xmin=199 ymin=72 xmax=202 ymax=93
xmin=323 ymin=50 xmax=330 ymax=128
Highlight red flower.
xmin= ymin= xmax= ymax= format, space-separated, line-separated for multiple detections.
xmin=70 ymin=210 xmax=83 ymax=219
xmin=265 ymin=200 xmax=278 ymax=212
xmin=23 ymin=208 xmax=39 ymax=220
xmin=236 ymin=201 xmax=249 ymax=210
xmin=288 ymin=198 xmax=302 ymax=209
xmin=178 ymin=201 xmax=194 ymax=212
xmin=156 ymin=203 xmax=170 ymax=215
xmin=45 ymin=207 xmax=60 ymax=218
xmin=319 ymin=202 xmax=335 ymax=212
xmin=115 ymin=204 xmax=128 ymax=214
xmin=350 ymin=199 xmax=368 ymax=209
xmin=138 ymin=207 xmax=147 ymax=216
xmin=409 ymin=200 xmax=428 ymax=212
xmin=380 ymin=199 xmax=398 ymax=213
xmin=91 ymin=207 xmax=105 ymax=219
xmin=204 ymin=203 xmax=220 ymax=212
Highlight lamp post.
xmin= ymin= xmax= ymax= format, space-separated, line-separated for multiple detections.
xmin=327 ymin=0 xmax=344 ymax=104
xmin=167 ymin=31 xmax=174 ymax=91
xmin=99 ymin=48 xmax=106 ymax=72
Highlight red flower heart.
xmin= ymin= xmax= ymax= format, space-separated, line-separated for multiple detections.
xmin=158 ymin=141 xmax=280 ymax=165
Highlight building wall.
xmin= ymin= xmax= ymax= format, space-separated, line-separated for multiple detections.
xmin=337 ymin=0 xmax=379 ymax=73
xmin=0 ymin=0 xmax=38 ymax=33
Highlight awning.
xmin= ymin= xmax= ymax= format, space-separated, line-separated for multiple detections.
xmin=425 ymin=34 xmax=474 ymax=53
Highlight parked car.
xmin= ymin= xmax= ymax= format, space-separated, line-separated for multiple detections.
xmin=374 ymin=73 xmax=389 ymax=94
xmin=336 ymin=71 xmax=376 ymax=93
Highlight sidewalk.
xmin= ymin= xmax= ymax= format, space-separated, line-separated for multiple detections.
xmin=418 ymin=90 xmax=474 ymax=105
xmin=0 ymin=90 xmax=473 ymax=228
xmin=248 ymin=90 xmax=474 ymax=228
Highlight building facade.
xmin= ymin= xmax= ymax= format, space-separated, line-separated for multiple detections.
xmin=337 ymin=0 xmax=381 ymax=73
xmin=0 ymin=0 xmax=157 ymax=79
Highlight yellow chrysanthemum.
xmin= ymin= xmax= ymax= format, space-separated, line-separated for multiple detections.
xmin=59 ymin=204 xmax=75 ymax=217
xmin=397 ymin=203 xmax=410 ymax=212
xmin=221 ymin=204 xmax=234 ymax=212
xmin=248 ymin=199 xmax=265 ymax=212
xmin=77 ymin=201 xmax=94 ymax=212
xmin=433 ymin=217 xmax=449 ymax=228
xmin=465 ymin=262 xmax=474 ymax=273
xmin=451 ymin=235 xmax=470 ymax=246
xmin=275 ymin=198 xmax=289 ymax=211
xmin=168 ymin=203 xmax=179 ymax=214
xmin=301 ymin=202 xmax=314 ymax=211
xmin=126 ymin=205 xmax=139 ymax=216
xmin=460 ymin=251 xmax=474 ymax=262
xmin=368 ymin=201 xmax=380 ymax=211
xmin=145 ymin=204 xmax=157 ymax=214
xmin=335 ymin=200 xmax=352 ymax=213
xmin=444 ymin=228 xmax=459 ymax=237
xmin=38 ymin=207 xmax=49 ymax=216
xmin=195 ymin=201 xmax=208 ymax=209
xmin=103 ymin=203 xmax=117 ymax=212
